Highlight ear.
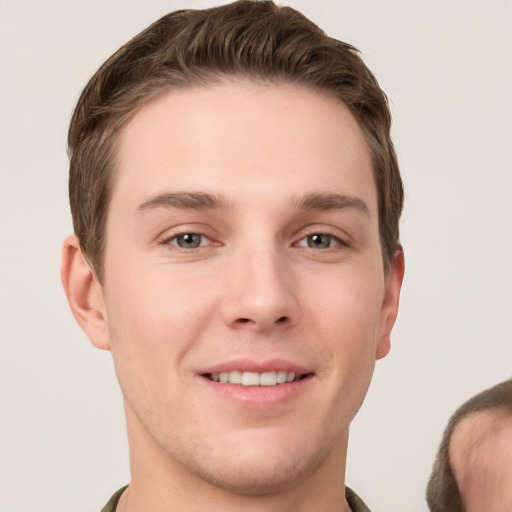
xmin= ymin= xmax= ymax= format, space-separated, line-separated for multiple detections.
xmin=61 ymin=234 xmax=111 ymax=351
xmin=375 ymin=249 xmax=405 ymax=360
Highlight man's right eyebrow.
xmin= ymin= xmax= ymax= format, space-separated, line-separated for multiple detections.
xmin=137 ymin=192 xmax=230 ymax=212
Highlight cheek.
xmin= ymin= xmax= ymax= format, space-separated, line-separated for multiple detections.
xmin=102 ymin=269 xmax=212 ymax=415
xmin=106 ymin=259 xmax=213 ymax=329
xmin=299 ymin=271 xmax=383 ymax=433
xmin=305 ymin=267 xmax=384 ymax=392
xmin=102 ymin=262 xmax=219 ymax=378
xmin=308 ymin=269 xmax=384 ymax=343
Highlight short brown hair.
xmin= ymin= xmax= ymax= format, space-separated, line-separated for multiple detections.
xmin=426 ymin=379 xmax=512 ymax=512
xmin=68 ymin=0 xmax=403 ymax=283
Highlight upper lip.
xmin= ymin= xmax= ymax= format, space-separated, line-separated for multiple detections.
xmin=198 ymin=358 xmax=313 ymax=376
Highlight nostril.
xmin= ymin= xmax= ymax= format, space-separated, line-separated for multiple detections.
xmin=235 ymin=316 xmax=288 ymax=326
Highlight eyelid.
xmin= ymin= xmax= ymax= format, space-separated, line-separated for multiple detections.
xmin=163 ymin=232 xmax=212 ymax=245
xmin=157 ymin=223 xmax=212 ymax=240
xmin=149 ymin=222 xmax=226 ymax=263
xmin=296 ymin=234 xmax=343 ymax=249
xmin=293 ymin=225 xmax=352 ymax=247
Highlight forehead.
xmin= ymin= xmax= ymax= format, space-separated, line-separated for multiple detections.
xmin=450 ymin=410 xmax=512 ymax=483
xmin=451 ymin=410 xmax=512 ymax=448
xmin=112 ymin=80 xmax=376 ymax=212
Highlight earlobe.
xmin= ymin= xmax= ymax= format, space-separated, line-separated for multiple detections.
xmin=376 ymin=249 xmax=405 ymax=360
xmin=60 ymin=234 xmax=111 ymax=351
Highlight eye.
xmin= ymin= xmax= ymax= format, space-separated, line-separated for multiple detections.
xmin=169 ymin=233 xmax=209 ymax=249
xmin=298 ymin=233 xmax=340 ymax=249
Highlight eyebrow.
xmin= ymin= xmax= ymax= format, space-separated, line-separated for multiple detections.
xmin=137 ymin=192 xmax=231 ymax=212
xmin=136 ymin=190 xmax=369 ymax=216
xmin=291 ymin=192 xmax=370 ymax=216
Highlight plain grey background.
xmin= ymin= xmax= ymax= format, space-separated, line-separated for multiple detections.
xmin=1 ymin=1 xmax=511 ymax=511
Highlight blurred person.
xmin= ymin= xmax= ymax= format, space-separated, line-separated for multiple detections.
xmin=427 ymin=379 xmax=512 ymax=512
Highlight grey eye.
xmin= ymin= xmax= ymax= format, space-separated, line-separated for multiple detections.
xmin=174 ymin=233 xmax=204 ymax=249
xmin=306 ymin=234 xmax=336 ymax=249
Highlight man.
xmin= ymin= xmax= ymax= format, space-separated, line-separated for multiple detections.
xmin=426 ymin=379 xmax=512 ymax=512
xmin=61 ymin=1 xmax=404 ymax=511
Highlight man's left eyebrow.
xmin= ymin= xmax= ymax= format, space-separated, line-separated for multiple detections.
xmin=292 ymin=192 xmax=370 ymax=216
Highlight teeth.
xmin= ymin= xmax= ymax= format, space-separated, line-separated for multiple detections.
xmin=228 ymin=370 xmax=242 ymax=384
xmin=208 ymin=370 xmax=301 ymax=386
xmin=259 ymin=371 xmax=276 ymax=386
xmin=242 ymin=371 xmax=260 ymax=386
xmin=276 ymin=370 xmax=288 ymax=384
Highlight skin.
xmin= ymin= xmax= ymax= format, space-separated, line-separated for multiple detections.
xmin=450 ymin=411 xmax=512 ymax=512
xmin=62 ymin=81 xmax=404 ymax=512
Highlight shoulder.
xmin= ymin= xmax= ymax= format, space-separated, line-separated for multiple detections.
xmin=346 ymin=486 xmax=372 ymax=512
xmin=100 ymin=485 xmax=128 ymax=512
xmin=100 ymin=485 xmax=370 ymax=511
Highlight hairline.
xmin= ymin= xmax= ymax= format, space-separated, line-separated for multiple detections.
xmin=448 ymin=406 xmax=512 ymax=504
xmin=426 ymin=379 xmax=512 ymax=511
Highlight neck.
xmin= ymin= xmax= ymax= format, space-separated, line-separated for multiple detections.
xmin=119 ymin=402 xmax=352 ymax=512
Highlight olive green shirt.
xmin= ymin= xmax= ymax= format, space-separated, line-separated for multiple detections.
xmin=101 ymin=485 xmax=371 ymax=511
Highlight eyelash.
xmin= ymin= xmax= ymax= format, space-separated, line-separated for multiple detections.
xmin=163 ymin=233 xmax=213 ymax=250
xmin=161 ymin=230 xmax=349 ymax=252
xmin=295 ymin=233 xmax=347 ymax=249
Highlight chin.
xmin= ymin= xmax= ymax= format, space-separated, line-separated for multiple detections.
xmin=174 ymin=429 xmax=338 ymax=496
xmin=191 ymin=451 xmax=318 ymax=496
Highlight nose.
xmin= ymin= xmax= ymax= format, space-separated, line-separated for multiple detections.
xmin=221 ymin=245 xmax=300 ymax=332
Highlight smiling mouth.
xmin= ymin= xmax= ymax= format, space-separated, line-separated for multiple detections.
xmin=204 ymin=370 xmax=310 ymax=387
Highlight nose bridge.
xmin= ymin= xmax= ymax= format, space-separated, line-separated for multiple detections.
xmin=222 ymin=239 xmax=299 ymax=331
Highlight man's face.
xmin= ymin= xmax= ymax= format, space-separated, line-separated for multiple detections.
xmin=93 ymin=81 xmax=402 ymax=493
xmin=450 ymin=411 xmax=512 ymax=512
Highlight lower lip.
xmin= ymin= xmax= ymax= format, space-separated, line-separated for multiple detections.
xmin=199 ymin=375 xmax=314 ymax=409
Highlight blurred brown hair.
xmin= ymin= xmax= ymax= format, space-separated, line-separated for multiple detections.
xmin=68 ymin=0 xmax=403 ymax=283
xmin=426 ymin=379 xmax=512 ymax=512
